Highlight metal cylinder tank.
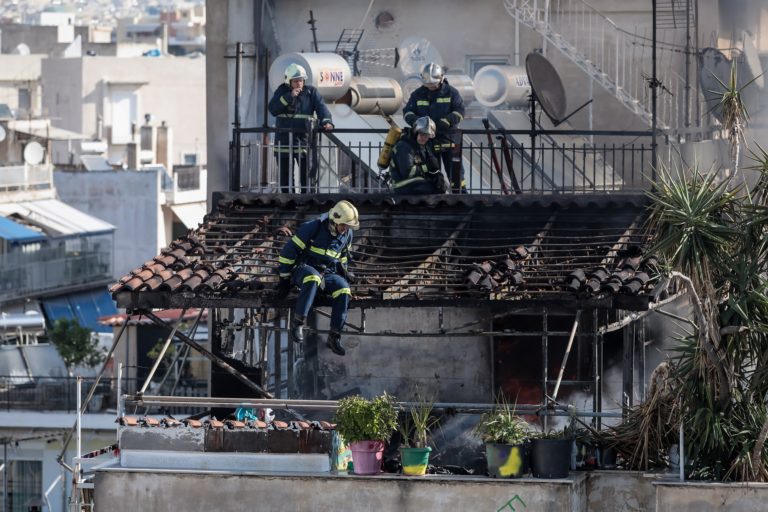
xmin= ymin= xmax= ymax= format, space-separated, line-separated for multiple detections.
xmin=444 ymin=73 xmax=475 ymax=105
xmin=269 ymin=52 xmax=352 ymax=101
xmin=341 ymin=77 xmax=403 ymax=115
xmin=400 ymin=75 xmax=423 ymax=106
xmin=474 ymin=65 xmax=531 ymax=108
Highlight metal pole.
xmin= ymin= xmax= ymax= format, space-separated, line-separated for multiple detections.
xmin=138 ymin=309 xmax=188 ymax=395
xmin=232 ymin=41 xmax=243 ymax=192
xmin=3 ymin=442 xmax=7 ymax=512
xmin=651 ymin=0 xmax=658 ymax=183
xmin=552 ymin=311 xmax=581 ymax=401
xmin=684 ymin=0 xmax=691 ymax=128
xmin=542 ymin=308 xmax=548 ymax=431
xmin=679 ymin=421 xmax=685 ymax=481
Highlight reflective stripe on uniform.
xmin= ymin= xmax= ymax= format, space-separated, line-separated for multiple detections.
xmin=340 ymin=256 xmax=348 ymax=264
xmin=291 ymin=236 xmax=306 ymax=250
xmin=331 ymin=287 xmax=351 ymax=298
xmin=303 ymin=274 xmax=322 ymax=285
xmin=274 ymin=146 xmax=308 ymax=154
xmin=416 ymin=100 xmax=429 ymax=106
xmin=393 ymin=176 xmax=427 ymax=188
xmin=279 ymin=96 xmax=290 ymax=106
xmin=436 ymin=97 xmax=451 ymax=103
xmin=310 ymin=246 xmax=341 ymax=259
xmin=279 ymin=272 xmax=292 ymax=278
xmin=278 ymin=256 xmax=295 ymax=265
xmin=451 ymin=111 xmax=464 ymax=121
xmin=433 ymin=143 xmax=456 ymax=150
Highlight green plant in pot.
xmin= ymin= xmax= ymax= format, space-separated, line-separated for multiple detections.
xmin=334 ymin=393 xmax=398 ymax=475
xmin=474 ymin=399 xmax=530 ymax=478
xmin=398 ymin=395 xmax=438 ymax=476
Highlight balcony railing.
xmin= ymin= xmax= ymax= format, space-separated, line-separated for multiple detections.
xmin=0 ymin=164 xmax=53 ymax=193
xmin=0 ymin=246 xmax=112 ymax=303
xmin=0 ymin=375 xmax=208 ymax=415
xmin=162 ymin=165 xmax=207 ymax=204
xmin=231 ymin=126 xmax=654 ymax=194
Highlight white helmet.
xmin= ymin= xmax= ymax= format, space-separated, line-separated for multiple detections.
xmin=420 ymin=62 xmax=444 ymax=85
xmin=329 ymin=200 xmax=359 ymax=229
xmin=284 ymin=63 xmax=308 ymax=85
xmin=412 ymin=116 xmax=436 ymax=138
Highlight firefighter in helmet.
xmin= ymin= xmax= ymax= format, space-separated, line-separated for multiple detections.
xmin=389 ymin=116 xmax=446 ymax=195
xmin=268 ymin=63 xmax=334 ymax=193
xmin=276 ymin=200 xmax=358 ymax=356
xmin=403 ymin=62 xmax=466 ymax=193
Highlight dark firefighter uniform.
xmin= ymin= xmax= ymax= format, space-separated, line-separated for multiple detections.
xmin=403 ymin=79 xmax=465 ymax=191
xmin=277 ymin=215 xmax=353 ymax=334
xmin=268 ymin=84 xmax=332 ymax=192
xmin=389 ymin=132 xmax=445 ymax=194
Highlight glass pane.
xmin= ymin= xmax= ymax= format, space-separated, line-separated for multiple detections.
xmin=8 ymin=459 xmax=42 ymax=512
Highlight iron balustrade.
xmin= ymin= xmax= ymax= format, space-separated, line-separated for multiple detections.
xmin=231 ymin=126 xmax=654 ymax=195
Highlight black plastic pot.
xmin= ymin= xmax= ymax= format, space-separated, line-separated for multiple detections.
xmin=531 ymin=438 xmax=571 ymax=478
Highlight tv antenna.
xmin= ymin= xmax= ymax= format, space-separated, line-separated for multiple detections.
xmin=525 ymin=52 xmax=592 ymax=169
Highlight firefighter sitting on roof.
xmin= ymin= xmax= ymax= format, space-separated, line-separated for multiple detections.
xmin=403 ymin=62 xmax=466 ymax=193
xmin=389 ymin=117 xmax=447 ymax=195
xmin=276 ymin=200 xmax=358 ymax=356
xmin=268 ymin=63 xmax=334 ymax=193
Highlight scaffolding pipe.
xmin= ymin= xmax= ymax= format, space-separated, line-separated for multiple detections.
xmin=140 ymin=310 xmax=273 ymax=399
xmin=552 ymin=310 xmax=581 ymax=401
xmin=57 ymin=320 xmax=129 ymax=470
xmin=139 ymin=307 xmax=188 ymax=395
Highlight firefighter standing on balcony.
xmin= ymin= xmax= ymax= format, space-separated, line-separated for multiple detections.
xmin=403 ymin=62 xmax=466 ymax=193
xmin=275 ymin=200 xmax=358 ymax=356
xmin=389 ymin=116 xmax=446 ymax=194
xmin=268 ymin=63 xmax=334 ymax=193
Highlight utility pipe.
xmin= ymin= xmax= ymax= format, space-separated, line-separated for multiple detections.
xmin=552 ymin=310 xmax=581 ymax=401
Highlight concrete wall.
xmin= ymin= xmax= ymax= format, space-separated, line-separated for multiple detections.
xmin=655 ymin=481 xmax=768 ymax=512
xmin=95 ymin=469 xmax=587 ymax=512
xmin=53 ymin=169 xmax=161 ymax=280
xmin=0 ymin=54 xmax=43 ymax=116
xmin=587 ymin=471 xmax=659 ymax=512
xmin=42 ymin=56 xmax=206 ymax=168
xmin=306 ymin=307 xmax=493 ymax=403
xmin=0 ymin=23 xmax=116 ymax=57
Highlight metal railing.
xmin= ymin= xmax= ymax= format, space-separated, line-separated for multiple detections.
xmin=232 ymin=126 xmax=654 ymax=194
xmin=0 ymin=375 xmax=208 ymax=414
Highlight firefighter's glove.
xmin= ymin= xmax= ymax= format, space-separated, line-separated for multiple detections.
xmin=275 ymin=278 xmax=292 ymax=300
xmin=340 ymin=268 xmax=356 ymax=285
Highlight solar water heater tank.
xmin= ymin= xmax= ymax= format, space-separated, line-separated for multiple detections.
xmin=269 ymin=52 xmax=352 ymax=101
xmin=473 ymin=65 xmax=531 ymax=108
xmin=340 ymin=77 xmax=403 ymax=115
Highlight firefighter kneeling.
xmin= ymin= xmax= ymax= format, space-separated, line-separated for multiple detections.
xmin=389 ymin=117 xmax=447 ymax=195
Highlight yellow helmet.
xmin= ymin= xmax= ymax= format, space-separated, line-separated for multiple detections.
xmin=284 ymin=63 xmax=308 ymax=85
xmin=328 ymin=200 xmax=359 ymax=229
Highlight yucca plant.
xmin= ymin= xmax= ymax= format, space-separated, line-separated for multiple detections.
xmin=642 ymin=156 xmax=768 ymax=481
xmin=474 ymin=396 xmax=530 ymax=445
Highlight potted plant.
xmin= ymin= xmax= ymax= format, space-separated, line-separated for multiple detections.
xmin=398 ymin=395 xmax=438 ymax=476
xmin=474 ymin=399 xmax=530 ymax=478
xmin=531 ymin=428 xmax=572 ymax=478
xmin=334 ymin=393 xmax=398 ymax=475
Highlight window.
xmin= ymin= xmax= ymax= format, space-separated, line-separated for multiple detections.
xmin=17 ymin=89 xmax=31 ymax=114
xmin=8 ymin=460 xmax=42 ymax=512
xmin=182 ymin=152 xmax=199 ymax=166
xmin=466 ymin=56 xmax=512 ymax=78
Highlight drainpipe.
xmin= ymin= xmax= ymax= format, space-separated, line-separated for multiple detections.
xmin=651 ymin=0 xmax=658 ymax=183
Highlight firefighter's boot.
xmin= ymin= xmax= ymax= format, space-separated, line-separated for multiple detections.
xmin=326 ymin=329 xmax=345 ymax=356
xmin=290 ymin=315 xmax=306 ymax=344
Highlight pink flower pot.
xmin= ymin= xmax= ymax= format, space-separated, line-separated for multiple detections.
xmin=349 ymin=440 xmax=385 ymax=475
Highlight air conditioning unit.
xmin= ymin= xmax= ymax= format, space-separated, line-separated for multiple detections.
xmin=182 ymin=152 xmax=199 ymax=166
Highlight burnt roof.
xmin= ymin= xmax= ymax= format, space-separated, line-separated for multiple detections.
xmin=111 ymin=193 xmax=658 ymax=311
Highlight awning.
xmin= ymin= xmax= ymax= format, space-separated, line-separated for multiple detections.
xmin=0 ymin=216 xmax=45 ymax=243
xmin=7 ymin=120 xmax=88 ymax=141
xmin=0 ymin=199 xmax=114 ymax=237
xmin=170 ymin=202 xmax=207 ymax=229
xmin=41 ymin=288 xmax=117 ymax=334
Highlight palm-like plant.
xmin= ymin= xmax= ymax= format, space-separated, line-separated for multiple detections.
xmin=644 ymin=156 xmax=768 ymax=481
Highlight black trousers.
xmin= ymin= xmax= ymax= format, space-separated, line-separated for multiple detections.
xmin=437 ymin=150 xmax=465 ymax=192
xmin=277 ymin=152 xmax=309 ymax=193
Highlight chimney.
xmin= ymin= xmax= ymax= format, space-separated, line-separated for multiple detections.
xmin=156 ymin=122 xmax=173 ymax=169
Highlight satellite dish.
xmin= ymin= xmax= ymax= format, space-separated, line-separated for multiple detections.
xmin=12 ymin=43 xmax=30 ymax=56
xmin=525 ymin=52 xmax=567 ymax=123
xmin=0 ymin=125 xmax=6 ymax=143
xmin=397 ymin=37 xmax=443 ymax=77
xmin=23 ymin=141 xmax=45 ymax=165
